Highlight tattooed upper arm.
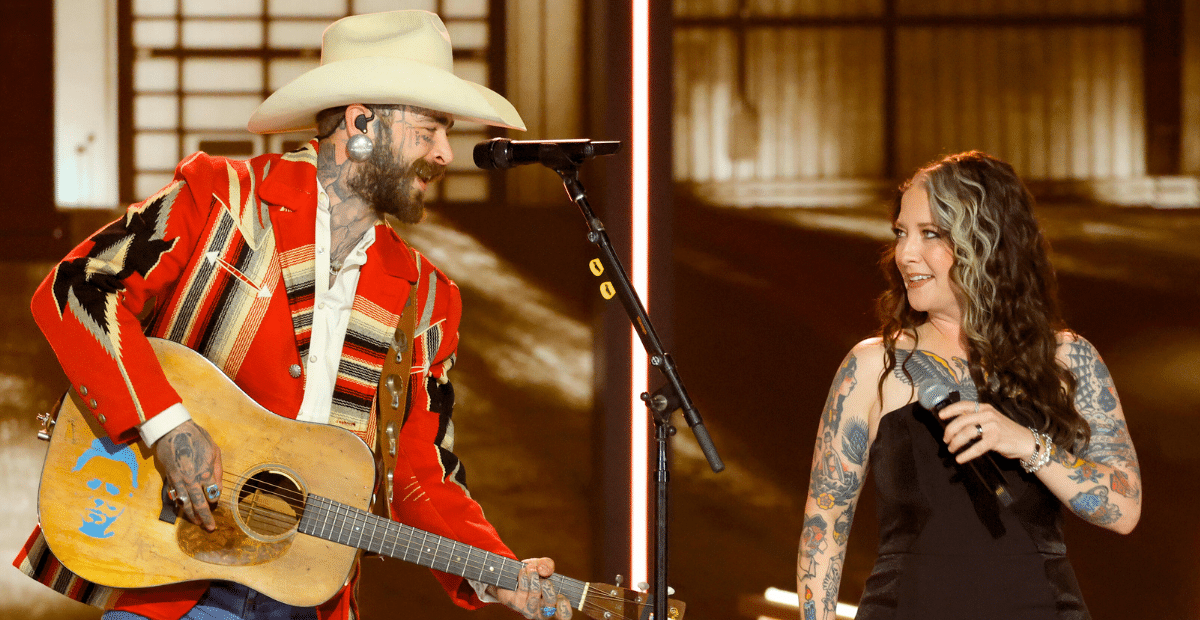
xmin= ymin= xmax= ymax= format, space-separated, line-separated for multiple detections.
xmin=1063 ymin=336 xmax=1119 ymax=415
xmin=1059 ymin=336 xmax=1140 ymax=475
xmin=820 ymin=353 xmax=858 ymax=437
xmin=809 ymin=345 xmax=881 ymax=509
xmin=799 ymin=345 xmax=880 ymax=616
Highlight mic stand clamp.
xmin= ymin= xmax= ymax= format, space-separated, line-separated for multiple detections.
xmin=550 ymin=163 xmax=724 ymax=620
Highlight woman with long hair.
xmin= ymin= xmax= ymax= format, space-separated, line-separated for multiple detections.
xmin=796 ymin=151 xmax=1141 ymax=620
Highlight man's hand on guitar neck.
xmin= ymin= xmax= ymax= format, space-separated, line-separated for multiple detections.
xmin=490 ymin=558 xmax=573 ymax=619
xmin=155 ymin=419 xmax=224 ymax=532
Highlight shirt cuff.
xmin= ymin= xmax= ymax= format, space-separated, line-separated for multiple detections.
xmin=138 ymin=402 xmax=191 ymax=446
xmin=469 ymin=579 xmax=499 ymax=604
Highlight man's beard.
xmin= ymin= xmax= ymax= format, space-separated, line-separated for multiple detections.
xmin=347 ymin=135 xmax=446 ymax=224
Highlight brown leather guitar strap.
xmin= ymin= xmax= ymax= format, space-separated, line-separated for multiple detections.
xmin=375 ymin=262 xmax=419 ymax=519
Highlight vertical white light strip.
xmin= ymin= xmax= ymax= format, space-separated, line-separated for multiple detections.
xmin=629 ymin=0 xmax=651 ymax=590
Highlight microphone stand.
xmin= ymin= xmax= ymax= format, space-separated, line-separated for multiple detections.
xmin=538 ymin=147 xmax=724 ymax=620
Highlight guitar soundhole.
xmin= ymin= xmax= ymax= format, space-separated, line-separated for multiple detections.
xmin=234 ymin=467 xmax=306 ymax=543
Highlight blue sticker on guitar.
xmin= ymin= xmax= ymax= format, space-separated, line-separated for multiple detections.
xmin=71 ymin=437 xmax=139 ymax=539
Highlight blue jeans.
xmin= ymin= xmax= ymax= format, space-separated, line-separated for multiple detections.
xmin=102 ymin=582 xmax=319 ymax=620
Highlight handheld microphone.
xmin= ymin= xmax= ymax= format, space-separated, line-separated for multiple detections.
xmin=473 ymin=138 xmax=621 ymax=171
xmin=918 ymin=383 xmax=1015 ymax=508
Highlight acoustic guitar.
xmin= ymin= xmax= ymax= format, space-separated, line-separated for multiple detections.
xmin=38 ymin=338 xmax=684 ymax=620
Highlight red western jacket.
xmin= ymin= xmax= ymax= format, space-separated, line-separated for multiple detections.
xmin=16 ymin=141 xmax=514 ymax=619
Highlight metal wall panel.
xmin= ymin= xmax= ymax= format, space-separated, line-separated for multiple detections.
xmin=673 ymin=1 xmax=1153 ymax=201
xmin=894 ymin=26 xmax=1144 ymax=179
xmin=674 ymin=27 xmax=886 ymax=183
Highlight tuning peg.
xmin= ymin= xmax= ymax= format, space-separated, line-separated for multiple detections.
xmin=36 ymin=411 xmax=56 ymax=441
xmin=630 ymin=582 xmax=678 ymax=597
xmin=614 ymin=574 xmax=623 ymax=587
xmin=635 ymin=583 xmax=676 ymax=595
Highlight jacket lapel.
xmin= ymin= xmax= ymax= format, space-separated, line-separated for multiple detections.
xmin=326 ymin=220 xmax=421 ymax=441
xmin=261 ymin=140 xmax=319 ymax=358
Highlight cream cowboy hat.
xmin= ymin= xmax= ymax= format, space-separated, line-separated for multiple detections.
xmin=247 ymin=10 xmax=525 ymax=134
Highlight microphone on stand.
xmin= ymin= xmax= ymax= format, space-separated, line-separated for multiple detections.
xmin=918 ymin=383 xmax=1015 ymax=508
xmin=473 ymin=138 xmax=621 ymax=171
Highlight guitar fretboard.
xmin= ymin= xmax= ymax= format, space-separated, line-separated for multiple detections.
xmin=297 ymin=494 xmax=587 ymax=608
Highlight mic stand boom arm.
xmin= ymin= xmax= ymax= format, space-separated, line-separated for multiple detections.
xmin=551 ymin=162 xmax=724 ymax=620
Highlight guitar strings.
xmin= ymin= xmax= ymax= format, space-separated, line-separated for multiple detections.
xmin=182 ymin=479 xmax=668 ymax=619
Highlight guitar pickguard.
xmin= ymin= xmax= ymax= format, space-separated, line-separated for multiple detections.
xmin=176 ymin=464 xmax=307 ymax=567
xmin=176 ymin=506 xmax=292 ymax=567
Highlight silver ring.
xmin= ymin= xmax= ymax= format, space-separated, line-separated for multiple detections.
xmin=541 ymin=606 xmax=556 ymax=618
xmin=167 ymin=488 xmax=178 ymax=502
xmin=176 ymin=493 xmax=189 ymax=504
xmin=975 ymin=423 xmax=984 ymax=439
xmin=205 ymin=484 xmax=220 ymax=502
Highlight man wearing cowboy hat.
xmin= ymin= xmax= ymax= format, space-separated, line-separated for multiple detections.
xmin=16 ymin=10 xmax=570 ymax=620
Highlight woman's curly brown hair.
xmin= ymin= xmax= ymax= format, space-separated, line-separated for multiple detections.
xmin=877 ymin=151 xmax=1089 ymax=451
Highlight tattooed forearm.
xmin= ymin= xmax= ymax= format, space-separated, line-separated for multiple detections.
xmin=798 ymin=514 xmax=829 ymax=579
xmin=1051 ymin=442 xmax=1141 ymax=502
xmin=821 ymin=552 xmax=844 ymax=613
xmin=1068 ymin=485 xmax=1122 ymax=525
xmin=802 ymin=586 xmax=818 ymax=620
xmin=1065 ymin=459 xmax=1102 ymax=484
xmin=832 ymin=504 xmax=854 ymax=546
xmin=1110 ymin=469 xmax=1140 ymax=500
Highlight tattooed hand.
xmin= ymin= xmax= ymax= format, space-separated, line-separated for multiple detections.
xmin=491 ymin=558 xmax=573 ymax=619
xmin=155 ymin=420 xmax=224 ymax=531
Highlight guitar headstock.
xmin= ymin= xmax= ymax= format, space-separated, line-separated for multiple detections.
xmin=578 ymin=583 xmax=686 ymax=620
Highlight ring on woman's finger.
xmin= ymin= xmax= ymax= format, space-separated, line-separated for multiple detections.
xmin=975 ymin=423 xmax=984 ymax=439
xmin=205 ymin=484 xmax=220 ymax=502
xmin=167 ymin=488 xmax=178 ymax=502
xmin=541 ymin=606 xmax=556 ymax=618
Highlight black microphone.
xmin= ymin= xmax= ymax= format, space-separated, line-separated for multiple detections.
xmin=918 ymin=383 xmax=1015 ymax=508
xmin=473 ymin=138 xmax=621 ymax=171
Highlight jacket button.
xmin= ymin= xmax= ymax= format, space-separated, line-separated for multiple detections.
xmin=89 ymin=399 xmax=98 ymax=408
xmin=288 ymin=364 xmax=302 ymax=378
xmin=97 ymin=414 xmax=106 ymax=424
xmin=79 ymin=385 xmax=88 ymax=396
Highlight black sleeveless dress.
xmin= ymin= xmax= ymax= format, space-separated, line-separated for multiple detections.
xmin=855 ymin=403 xmax=1090 ymax=619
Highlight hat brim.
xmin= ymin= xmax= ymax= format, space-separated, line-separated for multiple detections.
xmin=247 ymin=56 xmax=526 ymax=134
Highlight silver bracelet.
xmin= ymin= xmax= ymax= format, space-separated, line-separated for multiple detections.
xmin=1021 ymin=428 xmax=1052 ymax=473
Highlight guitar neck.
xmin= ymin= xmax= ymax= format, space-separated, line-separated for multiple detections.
xmin=298 ymin=494 xmax=587 ymax=608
